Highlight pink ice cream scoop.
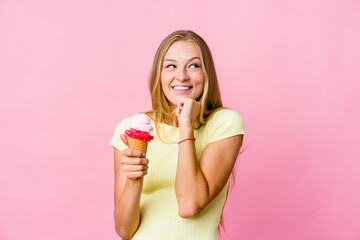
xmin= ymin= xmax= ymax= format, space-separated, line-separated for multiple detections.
xmin=125 ymin=114 xmax=154 ymax=142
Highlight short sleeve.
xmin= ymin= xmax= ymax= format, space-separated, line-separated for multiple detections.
xmin=109 ymin=117 xmax=133 ymax=151
xmin=206 ymin=109 xmax=245 ymax=144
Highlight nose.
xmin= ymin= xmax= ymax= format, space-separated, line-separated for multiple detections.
xmin=176 ymin=67 xmax=190 ymax=81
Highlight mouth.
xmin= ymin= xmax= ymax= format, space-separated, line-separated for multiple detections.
xmin=171 ymin=85 xmax=193 ymax=92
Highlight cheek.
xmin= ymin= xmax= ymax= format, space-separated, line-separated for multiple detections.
xmin=195 ymin=77 xmax=205 ymax=96
xmin=160 ymin=79 xmax=171 ymax=100
xmin=191 ymin=70 xmax=204 ymax=82
xmin=193 ymin=74 xmax=205 ymax=87
xmin=161 ymin=72 xmax=172 ymax=86
xmin=161 ymin=79 xmax=169 ymax=92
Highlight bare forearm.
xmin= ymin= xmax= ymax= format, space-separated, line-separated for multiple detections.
xmin=114 ymin=179 xmax=142 ymax=239
xmin=175 ymin=127 xmax=209 ymax=217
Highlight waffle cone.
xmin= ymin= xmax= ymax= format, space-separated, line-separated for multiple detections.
xmin=127 ymin=136 xmax=148 ymax=154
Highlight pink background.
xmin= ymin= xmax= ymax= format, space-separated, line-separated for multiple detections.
xmin=1 ymin=0 xmax=359 ymax=239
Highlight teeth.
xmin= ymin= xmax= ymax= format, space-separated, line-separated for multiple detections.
xmin=173 ymin=86 xmax=191 ymax=90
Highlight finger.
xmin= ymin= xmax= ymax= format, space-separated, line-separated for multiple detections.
xmin=121 ymin=157 xmax=149 ymax=165
xmin=175 ymin=101 xmax=183 ymax=110
xmin=122 ymin=149 xmax=146 ymax=158
xmin=125 ymin=171 xmax=148 ymax=180
xmin=123 ymin=164 xmax=148 ymax=172
xmin=120 ymin=133 xmax=130 ymax=148
xmin=174 ymin=108 xmax=181 ymax=117
xmin=177 ymin=99 xmax=185 ymax=107
xmin=172 ymin=107 xmax=182 ymax=114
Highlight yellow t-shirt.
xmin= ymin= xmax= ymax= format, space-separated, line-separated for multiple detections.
xmin=109 ymin=108 xmax=245 ymax=240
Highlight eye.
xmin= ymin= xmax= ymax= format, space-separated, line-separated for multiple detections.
xmin=189 ymin=63 xmax=200 ymax=68
xmin=165 ymin=64 xmax=176 ymax=69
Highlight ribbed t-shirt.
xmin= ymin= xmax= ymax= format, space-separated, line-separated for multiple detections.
xmin=109 ymin=108 xmax=245 ymax=240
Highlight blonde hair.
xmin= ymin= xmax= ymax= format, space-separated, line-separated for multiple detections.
xmin=147 ymin=30 xmax=223 ymax=141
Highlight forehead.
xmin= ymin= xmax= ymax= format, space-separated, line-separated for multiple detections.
xmin=164 ymin=40 xmax=200 ymax=59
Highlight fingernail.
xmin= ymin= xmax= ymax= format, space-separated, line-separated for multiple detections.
xmin=142 ymin=153 xmax=145 ymax=157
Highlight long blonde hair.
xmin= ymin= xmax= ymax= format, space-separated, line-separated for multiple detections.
xmin=147 ymin=30 xmax=223 ymax=141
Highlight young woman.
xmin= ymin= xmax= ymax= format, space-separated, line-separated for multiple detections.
xmin=109 ymin=30 xmax=245 ymax=240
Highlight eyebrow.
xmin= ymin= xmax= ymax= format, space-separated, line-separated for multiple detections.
xmin=163 ymin=57 xmax=201 ymax=62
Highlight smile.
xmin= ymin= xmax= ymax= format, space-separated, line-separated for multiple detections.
xmin=171 ymin=86 xmax=193 ymax=92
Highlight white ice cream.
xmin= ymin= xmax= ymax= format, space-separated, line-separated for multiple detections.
xmin=129 ymin=113 xmax=154 ymax=133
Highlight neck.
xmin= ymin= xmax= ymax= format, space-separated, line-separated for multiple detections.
xmin=164 ymin=104 xmax=178 ymax=127
xmin=167 ymin=115 xmax=179 ymax=127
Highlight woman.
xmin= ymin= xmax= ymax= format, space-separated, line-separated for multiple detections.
xmin=109 ymin=30 xmax=245 ymax=240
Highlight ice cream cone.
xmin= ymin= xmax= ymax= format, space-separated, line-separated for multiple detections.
xmin=126 ymin=135 xmax=149 ymax=186
xmin=127 ymin=136 xmax=148 ymax=154
xmin=124 ymin=113 xmax=154 ymax=187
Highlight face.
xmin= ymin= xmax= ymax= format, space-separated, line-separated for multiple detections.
xmin=161 ymin=40 xmax=205 ymax=108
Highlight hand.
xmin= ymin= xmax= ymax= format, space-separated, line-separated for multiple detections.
xmin=173 ymin=98 xmax=201 ymax=129
xmin=119 ymin=133 xmax=149 ymax=181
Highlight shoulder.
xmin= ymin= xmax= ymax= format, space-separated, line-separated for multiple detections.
xmin=209 ymin=108 xmax=243 ymax=119
xmin=204 ymin=108 xmax=245 ymax=144
xmin=109 ymin=116 xmax=134 ymax=151
xmin=206 ymin=108 xmax=244 ymax=128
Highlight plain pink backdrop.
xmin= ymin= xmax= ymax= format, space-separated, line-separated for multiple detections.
xmin=1 ymin=0 xmax=359 ymax=239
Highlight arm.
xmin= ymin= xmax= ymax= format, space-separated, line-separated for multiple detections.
xmin=174 ymin=99 xmax=243 ymax=218
xmin=113 ymin=134 xmax=149 ymax=239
